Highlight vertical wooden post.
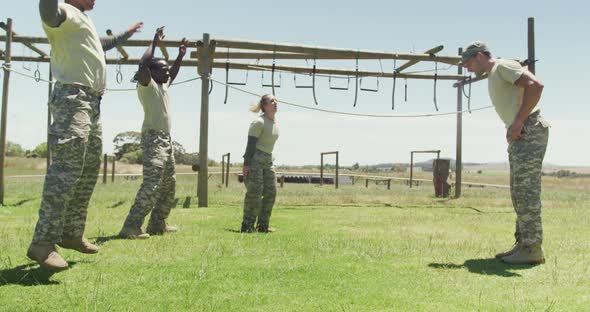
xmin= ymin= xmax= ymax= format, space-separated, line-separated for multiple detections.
xmin=103 ymin=154 xmax=107 ymax=184
xmin=221 ymin=155 xmax=225 ymax=185
xmin=280 ymin=175 xmax=284 ymax=188
xmin=527 ymin=17 xmax=535 ymax=75
xmin=111 ymin=156 xmax=115 ymax=183
xmin=335 ymin=152 xmax=339 ymax=189
xmin=320 ymin=153 xmax=324 ymax=186
xmin=455 ymin=48 xmax=463 ymax=198
xmin=0 ymin=18 xmax=13 ymax=205
xmin=46 ymin=64 xmax=52 ymax=171
xmin=409 ymin=152 xmax=414 ymax=188
xmin=197 ymin=33 xmax=211 ymax=207
xmin=365 ymin=179 xmax=368 ymax=188
xmin=225 ymin=153 xmax=230 ymax=188
xmin=387 ymin=179 xmax=391 ymax=190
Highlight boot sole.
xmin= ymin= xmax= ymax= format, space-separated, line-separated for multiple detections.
xmin=26 ymin=252 xmax=69 ymax=272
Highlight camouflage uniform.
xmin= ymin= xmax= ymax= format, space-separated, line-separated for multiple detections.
xmin=123 ymin=130 xmax=176 ymax=230
xmin=508 ymin=111 xmax=549 ymax=246
xmin=32 ymin=83 xmax=102 ymax=244
xmin=242 ymin=150 xmax=277 ymax=232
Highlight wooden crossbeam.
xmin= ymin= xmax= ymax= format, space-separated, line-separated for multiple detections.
xmin=211 ymin=38 xmax=461 ymax=65
xmin=0 ymin=22 xmax=48 ymax=57
xmin=395 ymin=45 xmax=444 ymax=73
xmin=106 ymin=29 xmax=129 ymax=59
xmin=0 ymin=35 xmax=461 ymax=65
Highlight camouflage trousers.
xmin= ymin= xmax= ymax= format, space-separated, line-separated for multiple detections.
xmin=508 ymin=111 xmax=549 ymax=246
xmin=242 ymin=150 xmax=277 ymax=231
xmin=123 ymin=130 xmax=176 ymax=230
xmin=32 ymin=83 xmax=103 ymax=244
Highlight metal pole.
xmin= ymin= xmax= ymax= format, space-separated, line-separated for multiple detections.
xmin=527 ymin=17 xmax=535 ymax=75
xmin=46 ymin=64 xmax=52 ymax=170
xmin=0 ymin=18 xmax=13 ymax=205
xmin=197 ymin=33 xmax=211 ymax=207
xmin=409 ymin=152 xmax=414 ymax=188
xmin=103 ymin=154 xmax=107 ymax=184
xmin=455 ymin=48 xmax=463 ymax=198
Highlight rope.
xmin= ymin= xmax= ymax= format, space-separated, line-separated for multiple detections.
xmin=1 ymin=64 xmax=200 ymax=91
xmin=208 ymin=76 xmax=493 ymax=119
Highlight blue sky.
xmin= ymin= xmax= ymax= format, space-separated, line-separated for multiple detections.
xmin=2 ymin=0 xmax=589 ymax=166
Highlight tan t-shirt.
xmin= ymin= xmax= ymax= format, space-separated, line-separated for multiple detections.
xmin=42 ymin=3 xmax=106 ymax=94
xmin=138 ymin=78 xmax=171 ymax=133
xmin=248 ymin=114 xmax=279 ymax=154
xmin=488 ymin=59 xmax=539 ymax=128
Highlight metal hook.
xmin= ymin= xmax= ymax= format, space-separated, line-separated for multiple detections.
xmin=34 ymin=63 xmax=41 ymax=82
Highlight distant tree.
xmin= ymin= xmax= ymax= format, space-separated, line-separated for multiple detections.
xmin=113 ymin=131 xmax=141 ymax=160
xmin=6 ymin=141 xmax=25 ymax=157
xmin=391 ymin=164 xmax=407 ymax=173
xmin=351 ymin=162 xmax=360 ymax=170
xmin=31 ymin=142 xmax=48 ymax=158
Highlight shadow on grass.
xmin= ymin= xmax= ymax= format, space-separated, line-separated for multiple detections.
xmin=107 ymin=200 xmax=126 ymax=209
xmin=6 ymin=198 xmax=38 ymax=207
xmin=92 ymin=235 xmax=124 ymax=245
xmin=224 ymin=228 xmax=242 ymax=233
xmin=0 ymin=262 xmax=78 ymax=287
xmin=428 ymin=258 xmax=538 ymax=277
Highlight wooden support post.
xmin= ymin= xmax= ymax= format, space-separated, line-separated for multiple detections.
xmin=455 ymin=48 xmax=463 ymax=198
xmin=335 ymin=152 xmax=339 ymax=189
xmin=225 ymin=153 xmax=230 ymax=188
xmin=387 ymin=179 xmax=391 ymax=190
xmin=111 ymin=156 xmax=116 ymax=183
xmin=409 ymin=152 xmax=414 ymax=189
xmin=197 ymin=33 xmax=211 ymax=207
xmin=528 ymin=17 xmax=535 ymax=75
xmin=0 ymin=18 xmax=13 ymax=205
xmin=103 ymin=154 xmax=107 ymax=184
xmin=280 ymin=175 xmax=284 ymax=188
xmin=320 ymin=154 xmax=324 ymax=186
xmin=365 ymin=179 xmax=369 ymax=188
xmin=46 ymin=64 xmax=52 ymax=170
xmin=221 ymin=156 xmax=225 ymax=185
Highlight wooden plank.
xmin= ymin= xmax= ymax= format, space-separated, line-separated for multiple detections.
xmin=197 ymin=33 xmax=211 ymax=207
xmin=0 ymin=22 xmax=48 ymax=57
xmin=213 ymin=38 xmax=461 ymax=65
xmin=395 ymin=45 xmax=444 ymax=73
xmin=455 ymin=48 xmax=463 ymax=199
xmin=0 ymin=19 xmax=13 ymax=204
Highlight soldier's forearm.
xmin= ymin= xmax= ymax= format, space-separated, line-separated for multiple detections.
xmin=242 ymin=136 xmax=258 ymax=166
xmin=101 ymin=31 xmax=133 ymax=52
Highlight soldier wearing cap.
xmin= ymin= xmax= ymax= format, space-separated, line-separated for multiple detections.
xmin=461 ymin=41 xmax=549 ymax=265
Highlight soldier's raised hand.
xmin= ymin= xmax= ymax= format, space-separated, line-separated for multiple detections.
xmin=179 ymin=38 xmax=189 ymax=57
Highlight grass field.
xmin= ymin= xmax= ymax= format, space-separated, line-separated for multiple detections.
xmin=1 ymin=159 xmax=589 ymax=311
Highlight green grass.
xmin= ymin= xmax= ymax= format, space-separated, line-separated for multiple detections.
xmin=1 ymin=171 xmax=589 ymax=311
